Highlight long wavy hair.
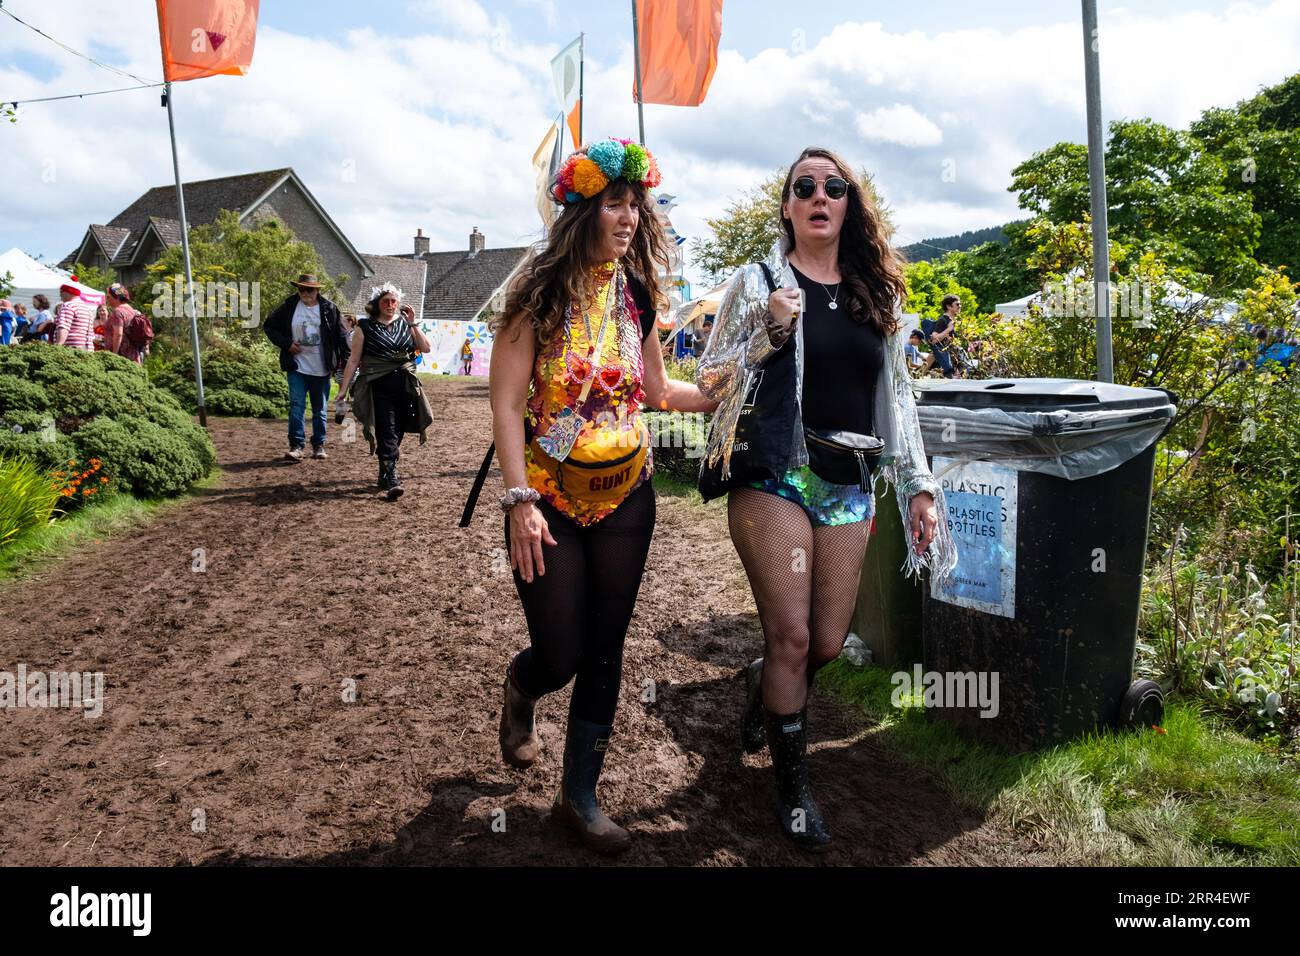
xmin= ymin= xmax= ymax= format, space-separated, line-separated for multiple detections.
xmin=781 ymin=147 xmax=905 ymax=336
xmin=495 ymin=179 xmax=671 ymax=346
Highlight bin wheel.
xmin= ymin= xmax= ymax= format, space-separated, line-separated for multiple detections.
xmin=1118 ymin=679 xmax=1164 ymax=731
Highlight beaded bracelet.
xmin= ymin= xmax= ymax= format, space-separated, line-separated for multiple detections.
xmin=499 ymin=486 xmax=541 ymax=513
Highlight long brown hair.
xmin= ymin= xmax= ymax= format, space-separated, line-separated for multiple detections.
xmin=495 ymin=179 xmax=671 ymax=345
xmin=781 ymin=147 xmax=905 ymax=336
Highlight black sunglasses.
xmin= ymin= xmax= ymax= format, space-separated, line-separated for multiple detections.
xmin=792 ymin=175 xmax=849 ymax=200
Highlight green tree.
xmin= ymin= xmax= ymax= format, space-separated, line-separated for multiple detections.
xmin=0 ymin=271 xmax=12 ymax=299
xmin=1191 ymin=73 xmax=1300 ymax=278
xmin=903 ymin=258 xmax=978 ymax=319
xmin=691 ymin=168 xmax=895 ymax=283
xmin=142 ymin=210 xmax=346 ymax=355
xmin=943 ymin=239 xmax=1038 ymax=315
xmin=1010 ymin=119 xmax=1261 ymax=288
xmin=70 ymin=262 xmax=118 ymax=292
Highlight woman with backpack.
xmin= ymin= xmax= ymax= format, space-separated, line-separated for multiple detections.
xmin=695 ymin=146 xmax=958 ymax=852
xmin=104 ymin=283 xmax=150 ymax=363
xmin=489 ymin=138 xmax=715 ymax=854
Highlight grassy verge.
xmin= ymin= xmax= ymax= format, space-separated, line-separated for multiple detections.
xmin=0 ymin=468 xmax=223 ymax=584
xmin=817 ymin=659 xmax=1300 ymax=866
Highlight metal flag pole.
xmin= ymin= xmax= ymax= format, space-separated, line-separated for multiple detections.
xmin=162 ymin=80 xmax=207 ymax=425
xmin=578 ymin=32 xmax=584 ymax=145
xmin=1081 ymin=0 xmax=1113 ymax=383
xmin=630 ymin=0 xmax=646 ymax=144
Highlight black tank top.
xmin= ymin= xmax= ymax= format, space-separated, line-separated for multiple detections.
xmin=791 ymin=264 xmax=884 ymax=435
xmin=359 ymin=317 xmax=415 ymax=362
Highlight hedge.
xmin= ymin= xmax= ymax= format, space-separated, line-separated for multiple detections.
xmin=0 ymin=343 xmax=215 ymax=498
xmin=151 ymin=337 xmax=288 ymax=418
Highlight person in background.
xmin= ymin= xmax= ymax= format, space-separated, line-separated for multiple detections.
xmin=103 ymin=283 xmax=135 ymax=361
xmin=263 ymin=274 xmax=349 ymax=461
xmin=54 ymin=282 xmax=95 ymax=351
xmin=927 ymin=294 xmax=959 ymax=379
xmin=334 ymin=313 xmax=358 ymax=424
xmin=461 ymin=336 xmax=474 ymax=376
xmin=335 ymin=283 xmax=433 ymax=498
xmin=0 ymin=300 xmax=14 ymax=345
xmin=904 ymin=329 xmax=926 ymax=370
xmin=12 ymin=303 xmax=29 ymax=340
xmin=23 ymin=294 xmax=54 ymax=342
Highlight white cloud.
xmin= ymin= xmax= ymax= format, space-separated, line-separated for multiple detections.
xmin=1 ymin=0 xmax=1298 ymax=291
xmin=855 ymin=104 xmax=943 ymax=147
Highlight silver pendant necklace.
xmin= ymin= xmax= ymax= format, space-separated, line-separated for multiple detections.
xmin=821 ymin=280 xmax=840 ymax=310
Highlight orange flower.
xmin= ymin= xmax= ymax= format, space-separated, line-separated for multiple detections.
xmin=100 ymin=476 xmax=109 ymax=483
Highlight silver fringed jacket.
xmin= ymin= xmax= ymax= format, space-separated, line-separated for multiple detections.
xmin=695 ymin=236 xmax=959 ymax=584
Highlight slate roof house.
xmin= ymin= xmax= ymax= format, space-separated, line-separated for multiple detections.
xmin=63 ymin=168 xmax=372 ymax=301
xmin=65 ymin=168 xmax=531 ymax=327
xmin=351 ymin=226 xmax=531 ymax=326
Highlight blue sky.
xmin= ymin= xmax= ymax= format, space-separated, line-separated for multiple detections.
xmin=2 ymin=0 xmax=1297 ymax=290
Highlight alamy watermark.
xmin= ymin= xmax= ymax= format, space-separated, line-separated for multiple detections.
xmin=0 ymin=663 xmax=104 ymax=718
xmin=891 ymin=664 xmax=1000 ymax=718
xmin=1040 ymin=279 xmax=1155 ymax=325
xmin=151 ymin=277 xmax=261 ymax=328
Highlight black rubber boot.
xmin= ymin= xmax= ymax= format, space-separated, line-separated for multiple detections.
xmin=382 ymin=458 xmax=403 ymax=501
xmin=377 ymin=459 xmax=391 ymax=491
xmin=764 ymin=706 xmax=832 ymax=853
xmin=741 ymin=658 xmax=766 ymax=753
xmin=743 ymin=658 xmax=818 ymax=754
xmin=550 ymin=715 xmax=630 ymax=855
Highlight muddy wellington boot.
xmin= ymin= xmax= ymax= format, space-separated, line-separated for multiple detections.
xmin=742 ymin=658 xmax=818 ymax=754
xmin=498 ymin=663 xmax=541 ymax=769
xmin=550 ymin=716 xmax=631 ymax=855
xmin=764 ymin=706 xmax=832 ymax=853
xmin=741 ymin=658 xmax=766 ymax=754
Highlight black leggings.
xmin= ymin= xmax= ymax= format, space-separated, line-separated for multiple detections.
xmin=505 ymin=480 xmax=656 ymax=725
xmin=371 ymin=369 xmax=406 ymax=460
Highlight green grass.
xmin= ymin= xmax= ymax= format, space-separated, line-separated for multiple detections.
xmin=0 ymin=468 xmax=223 ymax=584
xmin=817 ymin=659 xmax=1300 ymax=866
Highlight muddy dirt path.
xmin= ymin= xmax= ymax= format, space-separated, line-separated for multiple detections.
xmin=0 ymin=378 xmax=1048 ymax=866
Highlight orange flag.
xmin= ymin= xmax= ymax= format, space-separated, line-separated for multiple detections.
xmin=156 ymin=0 xmax=259 ymax=82
xmin=634 ymin=0 xmax=723 ymax=107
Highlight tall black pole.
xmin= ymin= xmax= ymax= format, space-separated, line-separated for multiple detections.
xmin=631 ymin=0 xmax=646 ymax=144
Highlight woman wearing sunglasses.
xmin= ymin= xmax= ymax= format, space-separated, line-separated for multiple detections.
xmin=696 ymin=147 xmax=958 ymax=852
xmin=489 ymin=139 xmax=715 ymax=854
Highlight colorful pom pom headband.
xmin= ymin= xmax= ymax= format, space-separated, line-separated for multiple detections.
xmin=551 ymin=137 xmax=662 ymax=205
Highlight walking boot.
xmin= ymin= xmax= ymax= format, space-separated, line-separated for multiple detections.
xmin=382 ymin=458 xmax=403 ymax=501
xmin=764 ymin=706 xmax=832 ymax=853
xmin=550 ymin=716 xmax=631 ymax=855
xmin=498 ymin=663 xmax=541 ymax=769
xmin=377 ymin=459 xmax=391 ymax=491
xmin=741 ymin=658 xmax=766 ymax=754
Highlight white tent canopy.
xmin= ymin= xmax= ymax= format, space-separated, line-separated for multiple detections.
xmin=0 ymin=247 xmax=104 ymax=306
xmin=994 ymin=291 xmax=1045 ymax=317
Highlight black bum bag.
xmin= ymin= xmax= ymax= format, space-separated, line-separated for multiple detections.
xmin=803 ymin=427 xmax=883 ymax=492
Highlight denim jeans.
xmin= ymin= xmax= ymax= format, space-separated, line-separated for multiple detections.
xmin=287 ymin=370 xmax=330 ymax=449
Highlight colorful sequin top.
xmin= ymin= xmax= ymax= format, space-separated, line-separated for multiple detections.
xmin=525 ymin=266 xmax=658 ymax=526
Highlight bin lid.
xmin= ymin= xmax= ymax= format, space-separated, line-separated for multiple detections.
xmin=913 ymin=377 xmax=1178 ymax=481
xmin=915 ymin=377 xmax=1172 ymax=412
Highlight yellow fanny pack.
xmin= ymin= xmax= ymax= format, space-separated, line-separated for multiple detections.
xmin=530 ymin=419 xmax=649 ymax=503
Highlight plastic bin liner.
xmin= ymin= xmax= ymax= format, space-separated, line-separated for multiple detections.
xmin=914 ymin=378 xmax=1176 ymax=481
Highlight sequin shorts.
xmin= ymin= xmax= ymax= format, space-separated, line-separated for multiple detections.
xmin=746 ymin=464 xmax=876 ymax=526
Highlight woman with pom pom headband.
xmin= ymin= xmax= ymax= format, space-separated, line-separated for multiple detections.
xmin=551 ymin=137 xmax=662 ymax=204
xmin=484 ymin=135 xmax=717 ymax=854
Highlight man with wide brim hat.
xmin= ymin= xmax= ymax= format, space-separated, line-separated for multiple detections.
xmin=263 ymin=272 xmax=348 ymax=461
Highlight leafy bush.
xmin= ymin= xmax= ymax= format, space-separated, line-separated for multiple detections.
xmin=152 ymin=335 xmax=288 ymax=418
xmin=0 ymin=343 xmax=213 ymax=497
xmin=0 ymin=455 xmax=61 ymax=546
xmin=73 ymin=415 xmax=213 ymax=498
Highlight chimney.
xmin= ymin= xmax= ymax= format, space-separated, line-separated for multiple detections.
xmin=414 ymin=228 xmax=429 ymax=256
xmin=469 ymin=226 xmax=485 ymax=256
